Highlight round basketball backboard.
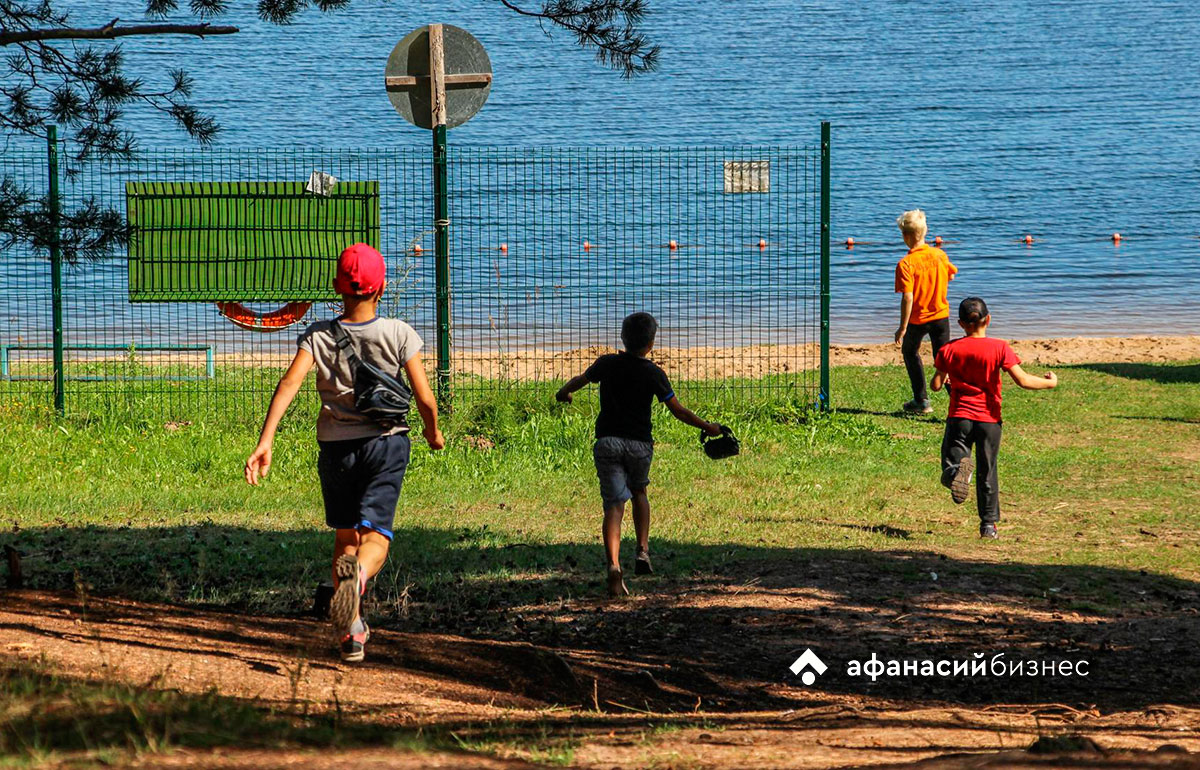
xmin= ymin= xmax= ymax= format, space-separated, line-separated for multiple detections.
xmin=385 ymin=24 xmax=492 ymax=130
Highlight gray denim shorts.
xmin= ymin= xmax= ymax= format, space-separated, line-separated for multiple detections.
xmin=593 ymin=436 xmax=654 ymax=506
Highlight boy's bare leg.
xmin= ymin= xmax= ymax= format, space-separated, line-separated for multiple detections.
xmin=603 ymin=502 xmax=625 ymax=569
xmin=356 ymin=530 xmax=391 ymax=580
xmin=630 ymin=489 xmax=650 ymax=553
xmin=332 ymin=528 xmax=360 ymax=584
xmin=602 ymin=502 xmax=629 ymax=596
xmin=332 ymin=528 xmax=390 ymax=581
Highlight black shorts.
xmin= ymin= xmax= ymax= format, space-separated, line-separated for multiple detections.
xmin=316 ymin=433 xmax=411 ymax=539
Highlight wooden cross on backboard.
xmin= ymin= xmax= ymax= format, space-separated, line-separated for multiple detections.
xmin=384 ymin=24 xmax=492 ymax=129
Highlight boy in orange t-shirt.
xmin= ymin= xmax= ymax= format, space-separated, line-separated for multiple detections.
xmin=894 ymin=209 xmax=957 ymax=414
xmin=931 ymin=297 xmax=1058 ymax=539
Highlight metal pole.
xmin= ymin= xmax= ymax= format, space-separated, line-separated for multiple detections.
xmin=47 ymin=125 xmax=65 ymax=414
xmin=819 ymin=121 xmax=831 ymax=411
xmin=433 ymin=123 xmax=451 ymax=408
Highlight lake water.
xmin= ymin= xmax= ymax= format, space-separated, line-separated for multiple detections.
xmin=10 ymin=0 xmax=1200 ymax=344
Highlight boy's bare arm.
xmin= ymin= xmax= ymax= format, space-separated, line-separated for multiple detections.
xmin=555 ymin=374 xmax=590 ymax=403
xmin=895 ymin=292 xmax=914 ymax=344
xmin=246 ymin=349 xmax=314 ymax=485
xmin=930 ymin=368 xmax=949 ymax=392
xmin=665 ymin=396 xmax=722 ymax=435
xmin=1007 ymin=364 xmax=1058 ymax=390
xmin=405 ymin=353 xmax=444 ymax=450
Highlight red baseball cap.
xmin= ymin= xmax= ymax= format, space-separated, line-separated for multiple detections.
xmin=334 ymin=243 xmax=386 ymax=296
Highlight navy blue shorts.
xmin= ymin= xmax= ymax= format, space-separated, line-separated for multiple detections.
xmin=316 ymin=433 xmax=411 ymax=539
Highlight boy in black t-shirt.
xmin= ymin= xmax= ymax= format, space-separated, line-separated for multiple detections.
xmin=556 ymin=313 xmax=721 ymax=597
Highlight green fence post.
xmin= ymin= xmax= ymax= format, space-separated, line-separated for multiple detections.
xmin=819 ymin=122 xmax=831 ymax=411
xmin=433 ymin=124 xmax=452 ymax=409
xmin=47 ymin=125 xmax=65 ymax=415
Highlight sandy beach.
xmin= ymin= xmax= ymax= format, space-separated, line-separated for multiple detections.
xmin=445 ymin=335 xmax=1200 ymax=381
xmin=17 ymin=335 xmax=1200 ymax=381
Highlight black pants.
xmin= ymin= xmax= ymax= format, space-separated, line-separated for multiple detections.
xmin=941 ymin=418 xmax=1002 ymax=523
xmin=902 ymin=319 xmax=951 ymax=403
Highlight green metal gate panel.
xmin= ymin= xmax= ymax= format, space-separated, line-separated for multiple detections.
xmin=126 ymin=181 xmax=380 ymax=302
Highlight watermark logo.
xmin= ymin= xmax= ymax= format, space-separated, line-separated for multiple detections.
xmin=788 ymin=648 xmax=828 ymax=686
xmin=786 ymin=650 xmax=1090 ymax=687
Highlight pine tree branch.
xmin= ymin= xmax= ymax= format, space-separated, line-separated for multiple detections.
xmin=0 ymin=20 xmax=239 ymax=46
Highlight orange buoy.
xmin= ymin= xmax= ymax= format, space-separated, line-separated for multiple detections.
xmin=583 ymin=240 xmax=592 ymax=251
xmin=933 ymin=235 xmax=943 ymax=246
xmin=668 ymin=239 xmax=678 ymax=250
xmin=412 ymin=244 xmax=424 ymax=253
xmin=216 ymin=301 xmax=312 ymax=332
xmin=758 ymin=238 xmax=767 ymax=249
xmin=845 ymin=237 xmax=855 ymax=248
xmin=1023 ymin=234 xmax=1034 ymax=245
xmin=1111 ymin=232 xmax=1122 ymax=243
xmin=500 ymin=243 xmax=508 ymax=252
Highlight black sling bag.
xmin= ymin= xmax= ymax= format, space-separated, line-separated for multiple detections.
xmin=329 ymin=319 xmax=412 ymax=429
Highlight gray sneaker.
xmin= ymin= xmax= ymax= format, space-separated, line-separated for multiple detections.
xmin=903 ymin=399 xmax=934 ymax=415
xmin=331 ymin=554 xmax=363 ymax=640
xmin=950 ymin=455 xmax=974 ymax=505
xmin=340 ymin=620 xmax=370 ymax=663
xmin=980 ymin=522 xmax=999 ymax=539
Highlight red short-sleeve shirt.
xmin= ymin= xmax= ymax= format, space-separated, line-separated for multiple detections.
xmin=934 ymin=336 xmax=1020 ymax=423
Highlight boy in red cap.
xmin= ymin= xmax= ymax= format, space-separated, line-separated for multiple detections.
xmin=931 ymin=297 xmax=1057 ymax=539
xmin=245 ymin=243 xmax=444 ymax=662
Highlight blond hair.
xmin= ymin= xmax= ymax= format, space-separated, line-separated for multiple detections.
xmin=896 ymin=209 xmax=927 ymax=236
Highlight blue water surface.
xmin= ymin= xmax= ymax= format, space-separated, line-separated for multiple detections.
xmin=10 ymin=0 xmax=1200 ymax=343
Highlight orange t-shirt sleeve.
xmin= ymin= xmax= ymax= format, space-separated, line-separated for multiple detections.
xmin=895 ymin=260 xmax=913 ymax=293
xmin=945 ymin=255 xmax=958 ymax=280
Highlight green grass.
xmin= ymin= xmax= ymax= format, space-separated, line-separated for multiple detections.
xmin=2 ymin=362 xmax=1198 ymax=765
xmin=2 ymin=361 xmax=1198 ymax=619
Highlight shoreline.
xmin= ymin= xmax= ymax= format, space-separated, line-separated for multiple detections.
xmin=831 ymin=334 xmax=1200 ymax=368
xmin=452 ymin=334 xmax=1200 ymax=380
xmin=6 ymin=335 xmax=1197 ymax=381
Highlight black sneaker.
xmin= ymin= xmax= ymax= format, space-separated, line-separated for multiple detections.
xmin=634 ymin=550 xmax=653 ymax=575
xmin=606 ymin=566 xmax=629 ymax=598
xmin=903 ymin=399 xmax=933 ymax=415
xmin=340 ymin=622 xmax=370 ymax=663
xmin=950 ymin=455 xmax=974 ymax=505
xmin=980 ymin=522 xmax=998 ymax=539
xmin=331 ymin=554 xmax=363 ymax=640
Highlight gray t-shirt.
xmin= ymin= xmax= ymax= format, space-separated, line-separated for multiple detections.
xmin=297 ymin=317 xmax=423 ymax=442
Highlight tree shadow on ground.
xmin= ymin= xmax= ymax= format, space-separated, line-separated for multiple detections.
xmin=4 ymin=524 xmax=1199 ymax=717
xmin=5 ymin=659 xmax=1196 ymax=770
xmin=1075 ymin=362 xmax=1200 ymax=385
xmin=834 ymin=407 xmax=943 ymax=423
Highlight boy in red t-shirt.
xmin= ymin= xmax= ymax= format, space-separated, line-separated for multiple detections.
xmin=931 ymin=298 xmax=1058 ymax=538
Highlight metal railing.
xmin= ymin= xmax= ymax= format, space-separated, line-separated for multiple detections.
xmin=0 ymin=126 xmax=831 ymax=421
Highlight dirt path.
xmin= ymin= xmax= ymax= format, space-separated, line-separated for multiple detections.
xmin=5 ymin=572 xmax=1199 ymax=768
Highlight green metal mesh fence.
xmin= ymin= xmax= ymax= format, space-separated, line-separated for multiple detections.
xmin=447 ymin=146 xmax=823 ymax=401
xmin=0 ymin=137 xmax=826 ymax=423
